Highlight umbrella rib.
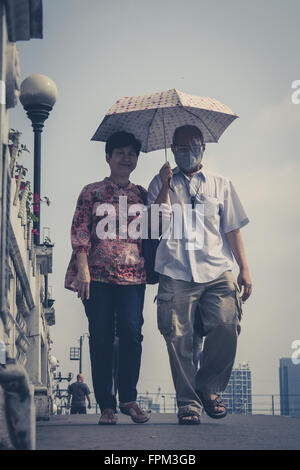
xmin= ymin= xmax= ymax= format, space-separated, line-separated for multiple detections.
xmin=182 ymin=107 xmax=218 ymax=142
xmin=145 ymin=108 xmax=159 ymax=152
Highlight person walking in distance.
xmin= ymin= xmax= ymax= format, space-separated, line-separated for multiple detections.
xmin=67 ymin=374 xmax=92 ymax=414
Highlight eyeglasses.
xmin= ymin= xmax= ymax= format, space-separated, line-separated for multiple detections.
xmin=173 ymin=144 xmax=203 ymax=153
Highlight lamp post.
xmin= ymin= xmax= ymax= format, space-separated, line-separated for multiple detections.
xmin=161 ymin=395 xmax=166 ymax=413
xmin=19 ymin=74 xmax=57 ymax=245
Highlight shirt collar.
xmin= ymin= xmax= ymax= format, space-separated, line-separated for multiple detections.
xmin=104 ymin=176 xmax=134 ymax=190
xmin=172 ymin=165 xmax=207 ymax=182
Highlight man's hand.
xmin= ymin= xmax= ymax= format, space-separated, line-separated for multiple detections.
xmin=159 ymin=162 xmax=173 ymax=187
xmin=76 ymin=267 xmax=91 ymax=300
xmin=88 ymin=403 xmax=92 ymax=409
xmin=237 ymin=267 xmax=252 ymax=302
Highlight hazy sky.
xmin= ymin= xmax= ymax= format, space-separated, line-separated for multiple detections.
xmin=10 ymin=0 xmax=300 ymax=407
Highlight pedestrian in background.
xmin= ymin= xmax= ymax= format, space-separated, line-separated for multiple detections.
xmin=67 ymin=374 xmax=92 ymax=414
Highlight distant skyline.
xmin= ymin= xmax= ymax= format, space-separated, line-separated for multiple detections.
xmin=10 ymin=0 xmax=300 ymax=398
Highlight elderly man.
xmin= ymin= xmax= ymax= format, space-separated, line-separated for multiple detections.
xmin=147 ymin=125 xmax=252 ymax=424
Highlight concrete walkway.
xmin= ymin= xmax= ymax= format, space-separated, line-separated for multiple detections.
xmin=36 ymin=413 xmax=300 ymax=450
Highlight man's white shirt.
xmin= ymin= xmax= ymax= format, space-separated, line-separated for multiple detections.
xmin=147 ymin=166 xmax=249 ymax=283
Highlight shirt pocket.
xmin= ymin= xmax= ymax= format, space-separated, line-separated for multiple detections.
xmin=202 ymin=195 xmax=220 ymax=218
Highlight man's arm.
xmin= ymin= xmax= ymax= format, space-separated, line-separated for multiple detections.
xmin=87 ymin=394 xmax=92 ymax=409
xmin=225 ymin=228 xmax=252 ymax=302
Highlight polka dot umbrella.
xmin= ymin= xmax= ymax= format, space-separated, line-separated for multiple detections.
xmin=91 ymin=88 xmax=238 ymax=161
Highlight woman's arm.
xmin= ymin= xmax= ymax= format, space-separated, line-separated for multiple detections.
xmin=71 ymin=185 xmax=92 ymax=300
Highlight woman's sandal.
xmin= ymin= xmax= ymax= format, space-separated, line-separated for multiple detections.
xmin=198 ymin=392 xmax=227 ymax=419
xmin=178 ymin=410 xmax=201 ymax=425
xmin=98 ymin=408 xmax=118 ymax=425
xmin=119 ymin=401 xmax=150 ymax=424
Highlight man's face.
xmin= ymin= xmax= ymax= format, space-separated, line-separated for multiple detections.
xmin=171 ymin=128 xmax=205 ymax=173
xmin=106 ymin=145 xmax=138 ymax=177
xmin=78 ymin=374 xmax=84 ymax=382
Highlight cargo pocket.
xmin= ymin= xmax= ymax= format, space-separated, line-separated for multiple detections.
xmin=234 ymin=287 xmax=243 ymax=322
xmin=156 ymin=292 xmax=174 ymax=337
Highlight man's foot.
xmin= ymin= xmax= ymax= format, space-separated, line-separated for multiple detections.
xmin=178 ymin=410 xmax=201 ymax=425
xmin=119 ymin=401 xmax=150 ymax=423
xmin=197 ymin=391 xmax=227 ymax=419
xmin=98 ymin=408 xmax=118 ymax=425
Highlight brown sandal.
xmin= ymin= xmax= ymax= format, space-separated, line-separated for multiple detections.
xmin=178 ymin=409 xmax=201 ymax=425
xmin=198 ymin=392 xmax=227 ymax=419
xmin=119 ymin=401 xmax=150 ymax=424
xmin=98 ymin=408 xmax=118 ymax=425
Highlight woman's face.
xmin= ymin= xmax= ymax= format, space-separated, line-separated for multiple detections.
xmin=106 ymin=145 xmax=138 ymax=177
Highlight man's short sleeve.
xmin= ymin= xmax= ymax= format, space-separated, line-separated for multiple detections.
xmin=84 ymin=384 xmax=91 ymax=395
xmin=67 ymin=384 xmax=72 ymax=395
xmin=221 ymin=179 xmax=249 ymax=233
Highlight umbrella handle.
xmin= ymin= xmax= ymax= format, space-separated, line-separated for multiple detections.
xmin=162 ymin=108 xmax=168 ymax=163
xmin=162 ymin=108 xmax=174 ymax=190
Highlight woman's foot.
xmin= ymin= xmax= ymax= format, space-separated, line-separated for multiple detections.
xmin=98 ymin=408 xmax=118 ymax=425
xmin=119 ymin=401 xmax=150 ymax=423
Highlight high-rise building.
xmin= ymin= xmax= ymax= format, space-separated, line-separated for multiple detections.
xmin=221 ymin=362 xmax=252 ymax=414
xmin=279 ymin=358 xmax=300 ymax=417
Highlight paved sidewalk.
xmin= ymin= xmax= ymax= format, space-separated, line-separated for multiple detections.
xmin=36 ymin=413 xmax=300 ymax=450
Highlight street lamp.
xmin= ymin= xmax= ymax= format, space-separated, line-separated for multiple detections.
xmin=19 ymin=74 xmax=58 ymax=245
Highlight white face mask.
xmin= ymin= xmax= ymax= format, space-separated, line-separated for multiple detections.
xmin=174 ymin=146 xmax=203 ymax=172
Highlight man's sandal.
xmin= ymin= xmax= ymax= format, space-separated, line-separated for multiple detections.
xmin=198 ymin=392 xmax=227 ymax=419
xmin=119 ymin=401 xmax=150 ymax=424
xmin=98 ymin=408 xmax=118 ymax=425
xmin=178 ymin=410 xmax=201 ymax=425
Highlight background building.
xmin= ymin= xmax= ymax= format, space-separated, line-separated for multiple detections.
xmin=0 ymin=0 xmax=57 ymax=449
xmin=222 ymin=362 xmax=252 ymax=414
xmin=279 ymin=357 xmax=300 ymax=417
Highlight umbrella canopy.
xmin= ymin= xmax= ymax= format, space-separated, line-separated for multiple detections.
xmin=91 ymin=88 xmax=238 ymax=153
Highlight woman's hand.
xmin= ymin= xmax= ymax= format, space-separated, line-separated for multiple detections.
xmin=76 ymin=266 xmax=91 ymax=300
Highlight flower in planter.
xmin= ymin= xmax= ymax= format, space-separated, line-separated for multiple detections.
xmin=32 ymin=228 xmax=40 ymax=236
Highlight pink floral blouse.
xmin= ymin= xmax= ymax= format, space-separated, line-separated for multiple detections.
xmin=64 ymin=178 xmax=147 ymax=291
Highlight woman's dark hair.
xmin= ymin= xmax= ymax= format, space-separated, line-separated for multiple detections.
xmin=105 ymin=131 xmax=142 ymax=157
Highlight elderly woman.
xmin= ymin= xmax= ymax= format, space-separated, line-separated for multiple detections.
xmin=65 ymin=131 xmax=171 ymax=425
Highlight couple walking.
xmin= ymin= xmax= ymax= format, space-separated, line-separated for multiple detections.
xmin=64 ymin=125 xmax=252 ymax=425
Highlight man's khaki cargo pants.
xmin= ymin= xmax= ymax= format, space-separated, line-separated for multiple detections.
xmin=156 ymin=269 xmax=243 ymax=416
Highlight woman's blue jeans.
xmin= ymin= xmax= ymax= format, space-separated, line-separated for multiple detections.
xmin=82 ymin=281 xmax=146 ymax=413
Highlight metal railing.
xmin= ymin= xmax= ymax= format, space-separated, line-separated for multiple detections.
xmin=53 ymin=392 xmax=300 ymax=416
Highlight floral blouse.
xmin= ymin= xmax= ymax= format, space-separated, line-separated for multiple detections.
xmin=64 ymin=178 xmax=147 ymax=291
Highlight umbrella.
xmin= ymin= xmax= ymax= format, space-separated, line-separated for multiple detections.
xmin=91 ymin=88 xmax=238 ymax=159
